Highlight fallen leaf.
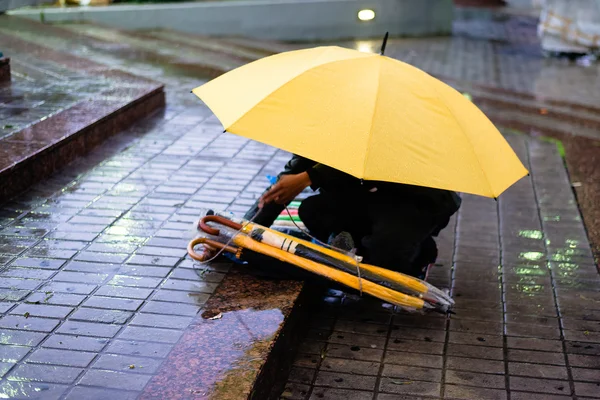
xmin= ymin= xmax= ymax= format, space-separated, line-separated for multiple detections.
xmin=391 ymin=380 xmax=413 ymax=385
xmin=129 ymin=365 xmax=135 ymax=369
xmin=24 ymin=312 xmax=30 ymax=319
xmin=208 ymin=313 xmax=222 ymax=320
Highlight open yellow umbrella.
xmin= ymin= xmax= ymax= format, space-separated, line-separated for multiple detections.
xmin=192 ymin=41 xmax=527 ymax=198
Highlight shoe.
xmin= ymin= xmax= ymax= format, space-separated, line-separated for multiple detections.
xmin=329 ymin=231 xmax=355 ymax=252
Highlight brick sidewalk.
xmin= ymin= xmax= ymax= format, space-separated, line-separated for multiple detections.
xmin=282 ymin=134 xmax=599 ymax=400
xmin=0 ymin=10 xmax=599 ymax=400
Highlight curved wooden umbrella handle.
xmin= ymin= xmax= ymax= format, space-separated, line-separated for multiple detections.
xmin=187 ymin=237 xmax=238 ymax=262
xmin=198 ymin=215 xmax=243 ymax=236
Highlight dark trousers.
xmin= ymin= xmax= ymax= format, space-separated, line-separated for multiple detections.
xmin=298 ymin=191 xmax=445 ymax=275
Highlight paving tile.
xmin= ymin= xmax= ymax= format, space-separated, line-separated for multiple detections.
xmin=169 ymin=268 xmax=225 ymax=283
xmin=508 ymin=362 xmax=569 ymax=380
xmin=56 ymin=321 xmax=121 ymax=338
xmin=510 ymin=376 xmax=571 ymax=395
xmin=333 ymin=320 xmax=388 ymax=336
xmin=506 ymin=337 xmax=563 ymax=353
xmin=506 ymin=322 xmax=561 ymax=339
xmin=286 ymin=366 xmax=316 ymax=385
xmin=510 ymin=393 xmax=572 ymax=400
xmin=10 ymin=303 xmax=74 ymax=319
xmin=75 ymin=252 xmax=129 ymax=264
xmin=94 ymin=285 xmax=153 ymax=300
xmin=92 ymin=353 xmax=164 ymax=374
xmin=326 ymin=343 xmax=383 ymax=362
xmin=160 ymin=279 xmax=218 ymax=293
xmin=118 ymin=325 xmax=183 ymax=344
xmin=107 ymin=275 xmax=163 ymax=288
xmin=508 ymin=349 xmax=566 ymax=365
xmin=0 ymin=267 xmax=56 ymax=280
xmin=0 ymin=381 xmax=68 ymax=400
xmin=140 ymin=300 xmax=199 ymax=316
xmin=152 ymin=289 xmax=210 ymax=305
xmin=447 ymin=332 xmax=503 ymax=348
xmin=70 ymin=308 xmax=133 ymax=324
xmin=0 ymin=328 xmax=47 ymax=346
xmin=26 ymin=292 xmax=86 ymax=306
xmin=79 ymin=369 xmax=152 ymax=391
xmin=384 ymin=350 xmax=443 ymax=368
xmin=0 ymin=345 xmax=31 ymax=362
xmin=0 ymin=277 xmax=43 ymax=291
xmin=136 ymin=246 xmax=186 ymax=258
xmin=117 ymin=265 xmax=172 ymax=278
xmin=52 ymin=271 xmax=109 ymax=285
xmin=574 ymin=381 xmax=600 ymax=398
xmin=7 ymin=363 xmax=83 ymax=384
xmin=83 ymin=296 xmax=144 ymax=311
xmin=445 ymin=369 xmax=505 ymax=389
xmin=129 ymin=313 xmax=193 ymax=329
xmin=0 ymin=302 xmax=14 ymax=313
xmin=388 ymin=327 xmax=446 ymax=343
xmin=572 ymin=367 xmax=600 ymax=382
xmin=0 ymin=361 xmax=14 ymax=378
xmin=309 ymin=387 xmax=373 ymax=400
xmin=62 ymin=262 xmax=119 ymax=276
xmin=564 ymin=329 xmax=600 ymax=343
xmin=27 ymin=348 xmax=96 ymax=367
xmin=568 ymin=354 xmax=600 ymax=368
xmin=449 ymin=319 xmax=503 ymax=335
xmin=127 ymin=254 xmax=181 ymax=267
xmin=42 ymin=334 xmax=108 ymax=352
xmin=445 ymin=356 xmax=506 ymax=374
xmin=327 ymin=331 xmax=387 ymax=349
xmin=379 ymin=378 xmax=440 ymax=396
xmin=64 ymin=386 xmax=139 ymax=400
xmin=0 ymin=315 xmax=60 ymax=332
xmin=319 ymin=357 xmax=379 ymax=376
xmin=41 ymin=281 xmax=97 ymax=295
xmin=106 ymin=340 xmax=172 ymax=358
xmin=0 ymin=289 xmax=31 ymax=302
xmin=313 ymin=370 xmax=376 ymax=390
xmin=386 ymin=337 xmax=445 ymax=355
xmin=443 ymin=384 xmax=506 ymax=400
xmin=447 ymin=343 xmax=504 ymax=360
xmin=382 ymin=364 xmax=442 ymax=382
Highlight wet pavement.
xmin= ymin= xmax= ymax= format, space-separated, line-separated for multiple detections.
xmin=282 ymin=133 xmax=599 ymax=400
xmin=0 ymin=7 xmax=598 ymax=400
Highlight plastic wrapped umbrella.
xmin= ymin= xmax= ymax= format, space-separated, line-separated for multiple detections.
xmin=188 ymin=213 xmax=454 ymax=313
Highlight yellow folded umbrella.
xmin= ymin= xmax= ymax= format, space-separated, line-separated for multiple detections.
xmin=192 ymin=45 xmax=527 ymax=198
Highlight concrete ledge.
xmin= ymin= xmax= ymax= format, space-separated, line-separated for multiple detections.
xmin=0 ymin=0 xmax=47 ymax=13
xmin=9 ymin=0 xmax=455 ymax=41
xmin=0 ymin=57 xmax=9 ymax=82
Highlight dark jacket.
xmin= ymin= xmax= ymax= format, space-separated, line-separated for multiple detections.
xmin=284 ymin=155 xmax=462 ymax=217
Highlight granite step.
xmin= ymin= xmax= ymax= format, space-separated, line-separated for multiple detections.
xmin=0 ymin=20 xmax=165 ymax=203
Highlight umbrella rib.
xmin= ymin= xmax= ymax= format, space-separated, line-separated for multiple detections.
xmin=362 ymin=57 xmax=384 ymax=179
xmin=421 ymin=79 xmax=497 ymax=198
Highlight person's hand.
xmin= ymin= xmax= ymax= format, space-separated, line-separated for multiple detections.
xmin=259 ymin=172 xmax=311 ymax=208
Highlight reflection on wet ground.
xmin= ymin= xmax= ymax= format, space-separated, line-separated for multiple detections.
xmin=0 ymin=6 xmax=599 ymax=400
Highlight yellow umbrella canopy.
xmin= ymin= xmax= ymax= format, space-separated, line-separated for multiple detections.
xmin=192 ymin=46 xmax=528 ymax=198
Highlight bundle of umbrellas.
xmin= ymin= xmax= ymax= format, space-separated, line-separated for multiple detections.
xmin=187 ymin=34 xmax=528 ymax=314
xmin=188 ymin=211 xmax=454 ymax=313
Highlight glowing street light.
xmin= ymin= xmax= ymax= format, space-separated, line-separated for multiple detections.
xmin=358 ymin=9 xmax=375 ymax=21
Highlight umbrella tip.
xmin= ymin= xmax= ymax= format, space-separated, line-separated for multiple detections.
xmin=380 ymin=32 xmax=389 ymax=55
